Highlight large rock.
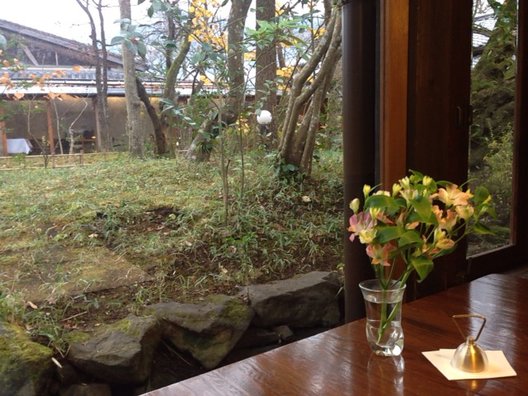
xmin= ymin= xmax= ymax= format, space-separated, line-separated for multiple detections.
xmin=60 ymin=383 xmax=112 ymax=396
xmin=248 ymin=271 xmax=341 ymax=328
xmin=0 ymin=321 xmax=54 ymax=396
xmin=67 ymin=315 xmax=160 ymax=385
xmin=149 ymin=295 xmax=254 ymax=369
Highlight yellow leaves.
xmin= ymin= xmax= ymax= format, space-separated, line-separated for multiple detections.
xmin=199 ymin=75 xmax=213 ymax=85
xmin=189 ymin=0 xmax=226 ymax=51
xmin=277 ymin=66 xmax=294 ymax=78
xmin=244 ymin=51 xmax=256 ymax=62
xmin=310 ymin=27 xmax=326 ymax=40
xmin=72 ymin=65 xmax=83 ymax=72
xmin=0 ymin=71 xmax=12 ymax=86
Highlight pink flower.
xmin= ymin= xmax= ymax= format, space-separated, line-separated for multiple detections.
xmin=348 ymin=212 xmax=376 ymax=243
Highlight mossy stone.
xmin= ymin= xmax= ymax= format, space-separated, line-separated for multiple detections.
xmin=0 ymin=321 xmax=53 ymax=395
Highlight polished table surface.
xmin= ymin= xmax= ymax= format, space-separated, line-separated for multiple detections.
xmin=144 ymin=274 xmax=527 ymax=395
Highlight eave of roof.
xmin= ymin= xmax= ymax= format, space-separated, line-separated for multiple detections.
xmin=0 ymin=18 xmax=127 ymax=68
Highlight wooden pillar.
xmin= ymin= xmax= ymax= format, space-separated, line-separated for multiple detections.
xmin=380 ymin=0 xmax=409 ymax=188
xmin=406 ymin=0 xmax=472 ymax=296
xmin=0 ymin=107 xmax=7 ymax=156
xmin=46 ymin=99 xmax=56 ymax=155
xmin=342 ymin=0 xmax=378 ymax=322
xmin=512 ymin=0 xmax=528 ymax=258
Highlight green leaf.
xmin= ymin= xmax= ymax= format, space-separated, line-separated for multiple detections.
xmin=376 ymin=226 xmax=402 ymax=243
xmin=472 ymin=222 xmax=494 ymax=235
xmin=409 ymin=256 xmax=434 ymax=282
xmin=410 ymin=195 xmax=434 ymax=222
xmin=398 ymin=230 xmax=422 ymax=247
xmin=137 ymin=41 xmax=147 ymax=58
xmin=473 ymin=185 xmax=491 ymax=205
xmin=124 ymin=40 xmax=137 ymax=55
xmin=365 ymin=195 xmax=402 ymax=214
xmin=110 ymin=36 xmax=124 ymax=46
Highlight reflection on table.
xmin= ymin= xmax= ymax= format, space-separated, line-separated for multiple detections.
xmin=142 ymin=274 xmax=527 ymax=395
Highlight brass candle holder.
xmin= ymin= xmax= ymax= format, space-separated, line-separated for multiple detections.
xmin=450 ymin=313 xmax=488 ymax=373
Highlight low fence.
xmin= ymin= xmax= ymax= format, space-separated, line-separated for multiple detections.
xmin=0 ymin=152 xmax=121 ymax=170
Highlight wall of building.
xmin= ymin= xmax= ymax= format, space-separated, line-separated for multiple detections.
xmin=2 ymin=96 xmax=155 ymax=154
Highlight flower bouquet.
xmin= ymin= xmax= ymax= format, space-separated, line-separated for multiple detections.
xmin=348 ymin=170 xmax=494 ymax=355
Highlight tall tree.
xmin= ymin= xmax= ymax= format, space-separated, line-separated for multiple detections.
xmin=76 ymin=0 xmax=111 ymax=151
xmin=119 ymin=0 xmax=145 ymax=157
xmin=277 ymin=2 xmax=342 ymax=176
xmin=471 ymin=0 xmax=517 ymax=148
xmin=255 ymin=0 xmax=277 ymax=146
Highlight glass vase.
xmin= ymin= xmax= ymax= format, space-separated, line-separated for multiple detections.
xmin=359 ymin=279 xmax=406 ymax=357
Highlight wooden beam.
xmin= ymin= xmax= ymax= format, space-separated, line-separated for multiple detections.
xmin=380 ymin=0 xmax=409 ymax=188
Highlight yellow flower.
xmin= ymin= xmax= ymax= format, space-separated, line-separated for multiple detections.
xmin=423 ymin=175 xmax=433 ymax=187
xmin=359 ymin=229 xmax=377 ymax=244
xmin=350 ymin=198 xmax=360 ymax=213
xmin=456 ymin=205 xmax=474 ymax=220
xmin=433 ymin=228 xmax=455 ymax=250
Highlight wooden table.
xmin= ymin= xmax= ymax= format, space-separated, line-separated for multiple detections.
xmin=144 ymin=274 xmax=527 ymax=395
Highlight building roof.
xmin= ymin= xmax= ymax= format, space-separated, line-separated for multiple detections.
xmin=0 ymin=19 xmax=125 ymax=68
xmin=0 ymin=19 xmax=160 ymax=98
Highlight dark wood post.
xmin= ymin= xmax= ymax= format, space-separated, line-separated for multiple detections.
xmin=342 ymin=0 xmax=378 ymax=322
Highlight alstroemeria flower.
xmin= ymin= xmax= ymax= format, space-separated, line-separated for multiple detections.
xmin=358 ymin=228 xmax=377 ymax=244
xmin=392 ymin=183 xmax=402 ymax=196
xmin=366 ymin=243 xmax=396 ymax=266
xmin=433 ymin=228 xmax=455 ymax=250
xmin=456 ymin=205 xmax=474 ymax=220
xmin=432 ymin=205 xmax=458 ymax=231
xmin=434 ymin=184 xmax=473 ymax=207
xmin=348 ymin=212 xmax=376 ymax=243
xmin=350 ymin=198 xmax=360 ymax=213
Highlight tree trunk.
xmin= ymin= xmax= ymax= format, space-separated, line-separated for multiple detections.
xmin=119 ymin=0 xmax=144 ymax=157
xmin=255 ymin=0 xmax=277 ymax=147
xmin=278 ymin=4 xmax=342 ymax=175
xmin=160 ymin=16 xmax=192 ymax=153
xmin=136 ymin=77 xmax=167 ymax=155
xmin=96 ymin=0 xmax=111 ymax=150
xmin=226 ymin=0 xmax=252 ymax=117
xmin=76 ymin=0 xmax=110 ymax=151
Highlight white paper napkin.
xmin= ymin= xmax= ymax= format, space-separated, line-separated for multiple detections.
xmin=422 ymin=349 xmax=517 ymax=380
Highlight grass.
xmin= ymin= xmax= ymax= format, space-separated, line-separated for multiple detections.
xmin=0 ymin=150 xmax=344 ymax=353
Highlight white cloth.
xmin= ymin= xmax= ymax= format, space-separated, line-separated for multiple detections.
xmin=7 ymin=138 xmax=32 ymax=154
xmin=422 ymin=349 xmax=517 ymax=380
